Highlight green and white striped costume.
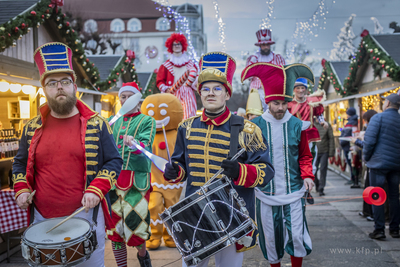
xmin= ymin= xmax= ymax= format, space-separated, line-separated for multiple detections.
xmin=252 ymin=110 xmax=313 ymax=264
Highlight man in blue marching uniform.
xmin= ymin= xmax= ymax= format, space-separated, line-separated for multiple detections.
xmin=163 ymin=52 xmax=274 ymax=267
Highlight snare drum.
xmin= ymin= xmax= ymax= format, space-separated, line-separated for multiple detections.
xmin=21 ymin=217 xmax=97 ymax=266
xmin=160 ymin=176 xmax=255 ymax=266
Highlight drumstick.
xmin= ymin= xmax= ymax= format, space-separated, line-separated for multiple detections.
xmin=26 ymin=190 xmax=36 ymax=203
xmin=46 ymin=207 xmax=85 ymax=233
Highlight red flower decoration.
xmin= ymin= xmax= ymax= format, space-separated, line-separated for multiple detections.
xmin=360 ymin=29 xmax=369 ymax=37
xmin=92 ymin=63 xmax=95 ymax=67
xmin=14 ymin=27 xmax=19 ymax=32
xmin=21 ymin=23 xmax=25 ymax=29
xmin=30 ymin=11 xmax=36 ymax=16
xmin=66 ymin=22 xmax=70 ymax=27
xmin=108 ymin=81 xmax=111 ymax=84
xmin=113 ymin=79 xmax=116 ymax=82
xmin=126 ymin=50 xmax=135 ymax=61
xmin=373 ymin=57 xmax=375 ymax=59
xmin=377 ymin=57 xmax=380 ymax=61
xmin=321 ymin=58 xmax=327 ymax=68
xmin=41 ymin=15 xmax=45 ymax=19
xmin=382 ymin=65 xmax=385 ymax=68
xmin=116 ymin=72 xmax=119 ymax=75
xmin=86 ymin=58 xmax=89 ymax=62
xmin=45 ymin=9 xmax=49 ymax=14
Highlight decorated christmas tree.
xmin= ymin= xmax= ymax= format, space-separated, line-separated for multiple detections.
xmin=330 ymin=14 xmax=357 ymax=61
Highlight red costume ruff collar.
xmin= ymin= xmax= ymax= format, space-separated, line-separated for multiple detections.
xmin=124 ymin=111 xmax=141 ymax=117
xmin=201 ymin=107 xmax=231 ymax=126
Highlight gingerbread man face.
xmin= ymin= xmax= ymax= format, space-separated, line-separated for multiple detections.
xmin=141 ymin=93 xmax=183 ymax=132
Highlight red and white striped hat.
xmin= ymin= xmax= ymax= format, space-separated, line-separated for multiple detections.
xmin=255 ymin=29 xmax=275 ymax=46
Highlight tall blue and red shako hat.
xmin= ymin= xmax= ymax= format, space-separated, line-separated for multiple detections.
xmin=198 ymin=52 xmax=236 ymax=96
xmin=34 ymin=42 xmax=76 ymax=86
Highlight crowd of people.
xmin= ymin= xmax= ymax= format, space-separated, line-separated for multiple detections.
xmin=11 ymin=28 xmax=400 ymax=267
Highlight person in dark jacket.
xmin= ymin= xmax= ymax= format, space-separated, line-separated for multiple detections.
xmin=353 ymin=110 xmax=377 ymax=222
xmin=340 ymin=107 xmax=358 ymax=185
xmin=363 ymin=94 xmax=400 ymax=240
xmin=315 ymin=120 xmax=334 ymax=196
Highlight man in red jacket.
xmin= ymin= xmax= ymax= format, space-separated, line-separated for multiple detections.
xmin=13 ymin=42 xmax=122 ymax=267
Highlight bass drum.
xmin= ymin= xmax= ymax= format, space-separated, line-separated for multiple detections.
xmin=21 ymin=217 xmax=97 ymax=266
xmin=160 ymin=176 xmax=255 ymax=266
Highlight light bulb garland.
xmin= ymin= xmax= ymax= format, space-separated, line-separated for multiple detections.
xmin=213 ymin=0 xmax=226 ymax=52
xmin=259 ymin=0 xmax=275 ymax=30
xmin=287 ymin=0 xmax=334 ymax=62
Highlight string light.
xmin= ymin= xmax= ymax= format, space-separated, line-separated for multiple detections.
xmin=361 ymin=87 xmax=400 ymax=111
xmin=259 ymin=0 xmax=275 ymax=30
xmin=213 ymin=0 xmax=226 ymax=52
xmin=286 ymin=0 xmax=335 ymax=62
xmin=154 ymin=0 xmax=199 ymax=62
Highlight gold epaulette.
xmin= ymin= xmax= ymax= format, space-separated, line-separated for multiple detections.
xmin=239 ymin=120 xmax=267 ymax=152
xmin=178 ymin=115 xmax=200 ymax=139
xmin=24 ymin=115 xmax=41 ymax=136
xmin=88 ymin=115 xmax=112 ymax=134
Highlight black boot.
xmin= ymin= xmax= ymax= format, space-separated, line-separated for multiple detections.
xmin=137 ymin=251 xmax=152 ymax=267
xmin=369 ymin=229 xmax=386 ymax=240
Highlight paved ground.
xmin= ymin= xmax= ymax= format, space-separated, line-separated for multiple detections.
xmin=1 ymin=170 xmax=400 ymax=267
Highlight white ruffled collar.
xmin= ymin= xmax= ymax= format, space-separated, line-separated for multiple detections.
xmin=169 ymin=53 xmax=190 ymax=67
xmin=262 ymin=109 xmax=292 ymax=124
xmin=255 ymin=51 xmax=274 ymax=63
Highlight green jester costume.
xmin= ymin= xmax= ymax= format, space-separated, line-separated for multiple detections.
xmin=241 ymin=63 xmax=315 ymax=267
xmin=106 ymin=88 xmax=156 ymax=248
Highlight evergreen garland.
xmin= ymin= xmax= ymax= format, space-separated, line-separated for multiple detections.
xmin=0 ymin=0 xmax=139 ymax=92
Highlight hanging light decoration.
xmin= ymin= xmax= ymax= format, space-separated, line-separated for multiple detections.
xmin=22 ymin=85 xmax=35 ymax=95
xmin=9 ymin=83 xmax=22 ymax=93
xmin=0 ymin=81 xmax=9 ymax=92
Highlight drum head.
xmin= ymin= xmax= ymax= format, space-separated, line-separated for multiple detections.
xmin=24 ymin=217 xmax=90 ymax=244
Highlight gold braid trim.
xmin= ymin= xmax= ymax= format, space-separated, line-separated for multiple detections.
xmin=85 ymin=144 xmax=98 ymax=150
xmin=12 ymin=173 xmax=27 ymax=184
xmin=178 ymin=115 xmax=200 ymax=139
xmin=86 ymin=185 xmax=104 ymax=200
xmin=239 ymin=120 xmax=267 ymax=152
xmin=87 ymin=161 xmax=98 ymax=166
xmin=97 ymin=169 xmax=117 ymax=187
xmin=85 ymin=137 xmax=99 ymax=142
xmin=86 ymin=129 xmax=99 ymax=134
xmin=86 ymin=152 xmax=98 ymax=158
xmin=87 ymin=170 xmax=97 ymax=176
xmin=15 ymin=189 xmax=31 ymax=199
xmin=251 ymin=163 xmax=266 ymax=188
xmin=87 ymin=116 xmax=112 ymax=134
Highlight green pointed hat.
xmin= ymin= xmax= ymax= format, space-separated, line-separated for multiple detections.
xmin=241 ymin=63 xmax=315 ymax=103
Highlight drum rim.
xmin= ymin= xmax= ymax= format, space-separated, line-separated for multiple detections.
xmin=22 ymin=217 xmax=92 ymax=247
xmin=183 ymin=219 xmax=255 ymax=265
xmin=161 ymin=177 xmax=231 ymax=220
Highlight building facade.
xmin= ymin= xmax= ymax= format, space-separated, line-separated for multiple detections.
xmin=64 ymin=1 xmax=207 ymax=73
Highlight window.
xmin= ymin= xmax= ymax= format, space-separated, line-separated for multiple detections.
xmin=156 ymin=17 xmax=171 ymax=31
xmin=84 ymin=19 xmax=97 ymax=33
xmin=127 ymin=18 xmax=142 ymax=32
xmin=110 ymin=18 xmax=125 ymax=33
xmin=189 ymin=17 xmax=198 ymax=31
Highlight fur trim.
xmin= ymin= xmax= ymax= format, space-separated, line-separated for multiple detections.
xmin=307 ymin=89 xmax=326 ymax=107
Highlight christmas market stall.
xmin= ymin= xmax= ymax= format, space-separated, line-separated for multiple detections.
xmin=318 ymin=30 xmax=400 ymax=181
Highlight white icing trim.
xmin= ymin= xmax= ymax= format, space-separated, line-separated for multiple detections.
xmin=151 ymin=182 xmax=185 ymax=190
xmin=150 ymin=219 xmax=163 ymax=226
xmin=302 ymin=121 xmax=311 ymax=131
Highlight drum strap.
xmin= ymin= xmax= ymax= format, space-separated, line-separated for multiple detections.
xmin=92 ymin=205 xmax=99 ymax=226
xmin=229 ymin=115 xmax=244 ymax=158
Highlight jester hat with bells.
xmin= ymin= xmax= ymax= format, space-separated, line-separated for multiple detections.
xmin=241 ymin=63 xmax=315 ymax=103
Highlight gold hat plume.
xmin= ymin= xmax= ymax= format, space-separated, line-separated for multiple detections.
xmin=246 ymin=88 xmax=263 ymax=116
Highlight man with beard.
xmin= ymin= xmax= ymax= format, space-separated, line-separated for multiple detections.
xmin=163 ymin=52 xmax=274 ymax=267
xmin=242 ymin=63 xmax=315 ymax=267
xmin=13 ymin=42 xmax=123 ymax=266
xmin=246 ymin=29 xmax=286 ymax=112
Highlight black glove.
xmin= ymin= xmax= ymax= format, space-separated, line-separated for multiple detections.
xmin=221 ymin=158 xmax=240 ymax=181
xmin=164 ymin=162 xmax=180 ymax=181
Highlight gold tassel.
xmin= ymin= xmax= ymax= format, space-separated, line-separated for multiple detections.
xmin=239 ymin=123 xmax=267 ymax=152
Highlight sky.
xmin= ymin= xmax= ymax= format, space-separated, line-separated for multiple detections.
xmin=166 ymin=0 xmax=400 ymax=75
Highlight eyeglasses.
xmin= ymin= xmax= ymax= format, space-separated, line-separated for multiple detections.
xmin=45 ymin=79 xmax=73 ymax=89
xmin=200 ymin=86 xmax=224 ymax=96
xmin=173 ymin=43 xmax=182 ymax=47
